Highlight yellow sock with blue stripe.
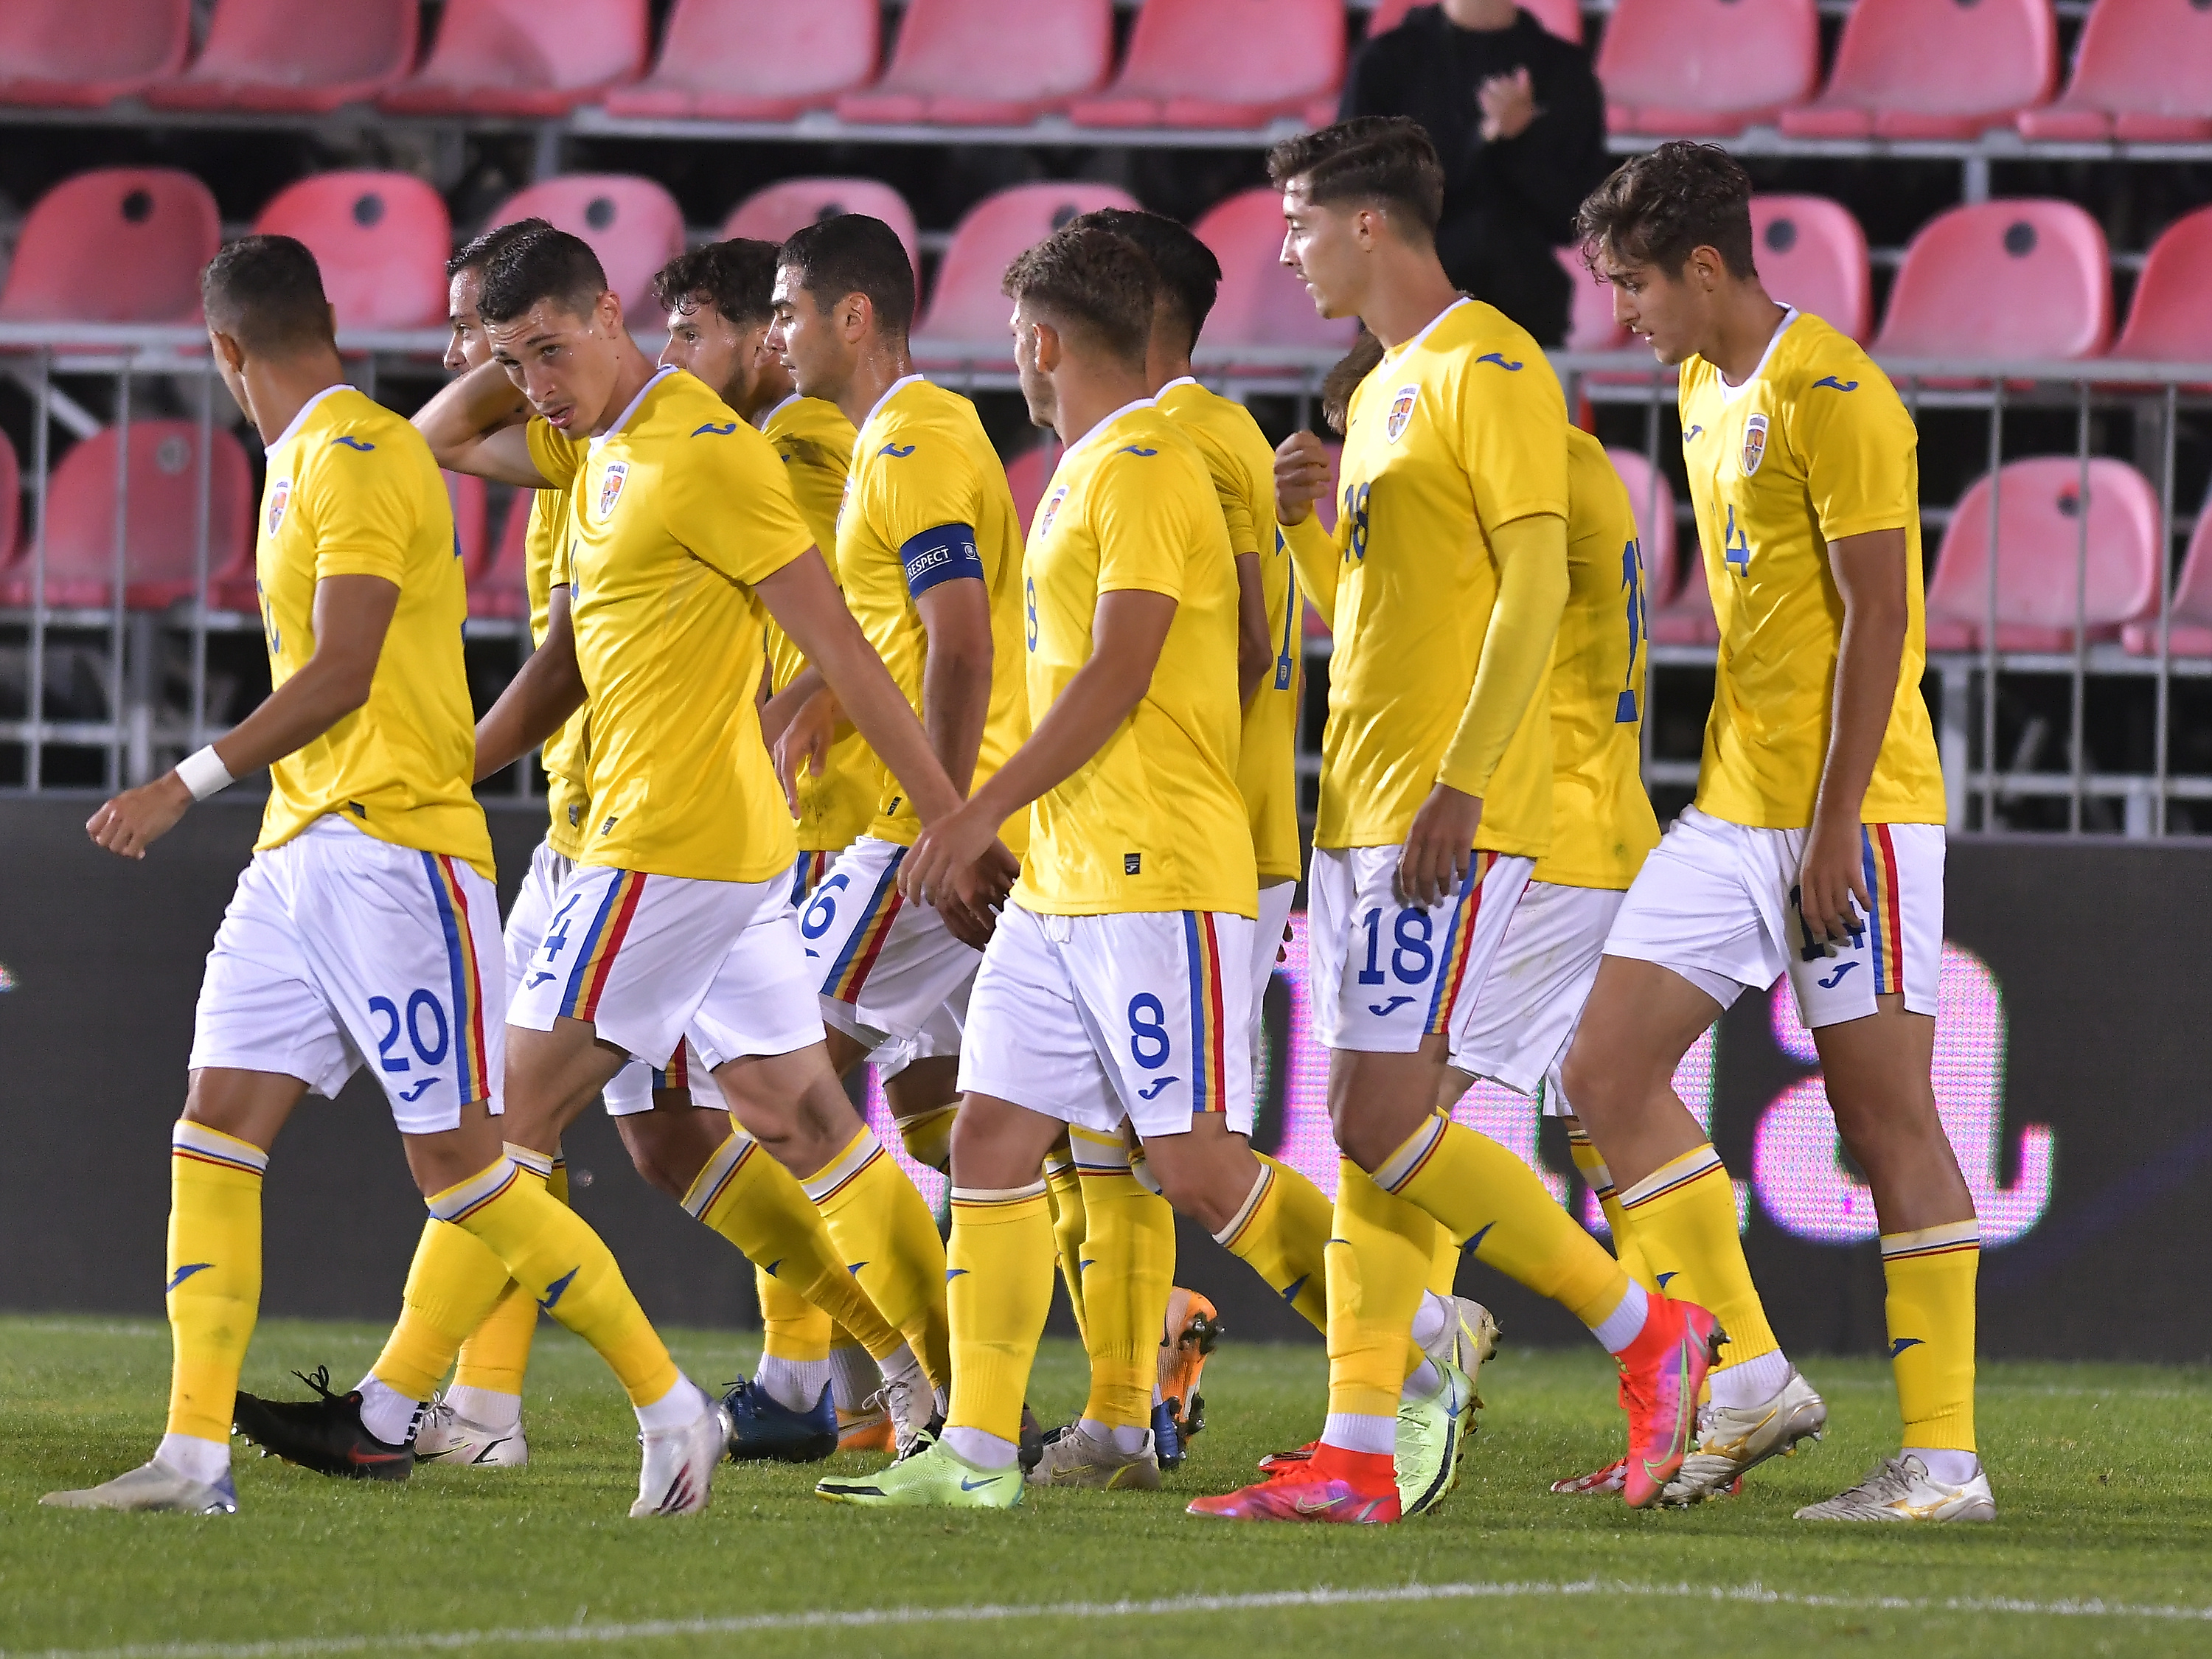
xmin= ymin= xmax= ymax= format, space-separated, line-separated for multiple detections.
xmin=446 ymin=1153 xmax=568 ymax=1419
xmin=1882 ymin=1220 xmax=1980 ymax=1454
xmin=804 ymin=1127 xmax=952 ymax=1395
xmin=162 ymin=1123 xmax=266 ymax=1463
xmin=1044 ymin=1136 xmax=1090 ymax=1344
xmin=1324 ymin=1159 xmax=1436 ymax=1429
xmin=1566 ymin=1122 xmax=1660 ymax=1294
xmin=945 ymin=1181 xmax=1056 ymax=1454
xmin=1425 ymin=1222 xmax=1460 ymax=1298
xmin=1619 ymin=1144 xmax=1778 ymax=1374
xmin=1068 ymin=1132 xmax=1176 ymax=1432
xmin=757 ymin=1269 xmax=833 ymax=1362
xmin=1214 ymin=1152 xmax=1332 ymax=1335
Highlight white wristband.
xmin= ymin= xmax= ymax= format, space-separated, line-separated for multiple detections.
xmin=175 ymin=745 xmax=234 ymax=803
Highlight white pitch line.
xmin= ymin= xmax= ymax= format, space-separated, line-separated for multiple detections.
xmin=10 ymin=1577 xmax=2212 ymax=1658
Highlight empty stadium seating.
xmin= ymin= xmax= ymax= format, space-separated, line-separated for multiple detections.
xmin=1002 ymin=441 xmax=1060 ymax=536
xmin=1873 ymin=200 xmax=2111 ymax=361
xmin=2121 ymin=487 xmax=2212 ymax=656
xmin=380 ymin=0 xmax=647 ymax=117
xmin=723 ymin=178 xmax=922 ymax=282
xmin=1599 ymin=0 xmax=1820 ymax=136
xmin=1750 ymin=195 xmax=1872 ymax=343
xmin=446 ymin=471 xmax=490 ymax=582
xmin=1192 ymin=188 xmax=1360 ymax=355
xmin=0 ymin=423 xmax=253 ymax=611
xmin=1782 ymin=0 xmax=2058 ymax=139
xmin=491 ymin=175 xmax=686 ymax=316
xmin=0 ymin=0 xmax=189 ymax=108
xmin=1608 ymin=448 xmax=1706 ymax=644
xmin=1068 ymin=0 xmax=1343 ymax=130
xmin=2111 ymin=206 xmax=2212 ymax=364
xmin=838 ymin=0 xmax=1113 ymax=125
xmin=602 ymin=0 xmax=879 ymax=122
xmin=1924 ymin=457 xmax=2161 ymax=650
xmin=2019 ymin=0 xmax=2212 ymax=142
xmin=251 ymin=173 xmax=452 ymax=332
xmin=1366 ymin=0 xmax=1584 ymax=44
xmin=0 ymin=432 xmax=19 ymax=574
xmin=0 ymin=170 xmax=218 ymax=325
xmin=470 ymin=491 xmax=534 ymax=621
xmin=145 ymin=0 xmax=416 ymax=113
xmin=914 ymin=182 xmax=1140 ymax=345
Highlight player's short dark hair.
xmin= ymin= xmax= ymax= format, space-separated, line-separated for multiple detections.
xmin=1065 ymin=207 xmax=1220 ymax=357
xmin=1576 ymin=142 xmax=1757 ymax=280
xmin=477 ymin=226 xmax=610 ymax=326
xmin=1266 ymin=116 xmax=1444 ymax=240
xmin=777 ymin=214 xmax=915 ymax=341
xmin=201 ymin=234 xmax=334 ymax=355
xmin=1001 ymin=225 xmax=1156 ymax=368
xmin=651 ymin=237 xmax=781 ymax=327
xmin=447 ymin=217 xmax=553 ymax=282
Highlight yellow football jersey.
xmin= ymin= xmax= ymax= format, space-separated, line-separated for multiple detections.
xmin=1015 ymin=400 xmax=1255 ymax=919
xmin=1318 ymin=298 xmax=1568 ymax=859
xmin=1157 ymin=377 xmax=1301 ymax=883
xmin=838 ymin=376 xmax=1029 ymax=853
xmin=521 ymin=481 xmax=592 ymax=860
xmin=1533 ymin=430 xmax=1661 ymax=891
xmin=526 ymin=367 xmax=810 ymax=883
xmin=759 ymin=392 xmax=880 ymax=853
xmin=1677 ymin=310 xmax=1945 ymax=828
xmin=254 ymin=386 xmax=491 ymax=875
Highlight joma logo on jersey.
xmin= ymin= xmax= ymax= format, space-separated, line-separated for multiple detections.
xmin=598 ymin=460 xmax=630 ymax=518
xmin=1741 ymin=412 xmax=1770 ymax=476
xmin=265 ymin=479 xmax=291 ymax=536
xmin=1039 ymin=485 xmax=1068 ymax=536
xmin=1385 ymin=384 xmax=1419 ymax=444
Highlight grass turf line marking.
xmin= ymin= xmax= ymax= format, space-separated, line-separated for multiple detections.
xmin=13 ymin=1578 xmax=2212 ymax=1657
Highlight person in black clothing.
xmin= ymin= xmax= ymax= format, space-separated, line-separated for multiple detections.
xmin=1340 ymin=0 xmax=1608 ymax=345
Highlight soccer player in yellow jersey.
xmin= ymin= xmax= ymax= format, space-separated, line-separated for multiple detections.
xmin=1194 ymin=119 xmax=1724 ymax=1523
xmin=48 ymin=237 xmax=715 ymax=1518
xmin=818 ymin=225 xmax=1335 ymax=1511
xmin=1568 ymin=143 xmax=1992 ymax=1523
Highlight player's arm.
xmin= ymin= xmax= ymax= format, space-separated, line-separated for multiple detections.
xmin=900 ymin=588 xmax=1175 ymax=908
xmin=413 ymin=359 xmax=548 ymax=487
xmin=909 ymin=534 xmax=995 ymax=796
xmin=86 ymin=574 xmax=400 ymax=858
xmin=473 ymin=582 xmax=587 ymax=781
xmin=1274 ymin=431 xmax=1340 ymax=620
xmin=1800 ymin=526 xmax=1910 ymax=943
xmin=1407 ymin=511 xmax=1570 ymax=906
xmin=1234 ymin=554 xmax=1270 ymax=707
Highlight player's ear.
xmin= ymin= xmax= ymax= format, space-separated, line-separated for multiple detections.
xmin=206 ymin=327 xmax=246 ymax=376
xmin=597 ymin=289 xmax=626 ymax=338
xmin=841 ymin=291 xmax=873 ymax=344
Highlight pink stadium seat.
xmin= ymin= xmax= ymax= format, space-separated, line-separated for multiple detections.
xmin=602 ymin=0 xmax=877 ymax=121
xmin=2018 ymin=0 xmax=2212 ymax=141
xmin=1781 ymin=0 xmax=2057 ymax=139
xmin=2121 ymin=488 xmax=2212 ymax=657
xmin=252 ymin=173 xmax=451 ymax=333
xmin=491 ymin=175 xmax=685 ymax=317
xmin=1750 ymin=195 xmax=1872 ymax=343
xmin=0 ymin=423 xmax=252 ymax=611
xmin=380 ymin=0 xmax=646 ymax=116
xmin=1605 ymin=448 xmax=1681 ymax=610
xmin=1193 ymin=188 xmax=1360 ymax=355
xmin=0 ymin=170 xmax=219 ymax=324
xmin=0 ymin=0 xmax=189 ymax=108
xmin=1003 ymin=441 xmax=1061 ymax=537
xmin=0 ymin=430 xmax=20 ymax=574
xmin=838 ymin=0 xmax=1112 ymax=126
xmin=915 ymin=183 xmax=1141 ymax=345
xmin=2111 ymin=207 xmax=2212 ymax=365
xmin=1599 ymin=0 xmax=1818 ymax=136
xmin=1925 ymin=458 xmax=2160 ymax=650
xmin=146 ymin=0 xmax=415 ymax=113
xmin=1559 ymin=248 xmax=1628 ymax=350
xmin=722 ymin=178 xmax=922 ymax=279
xmin=1367 ymin=0 xmax=1583 ymax=44
xmin=1068 ymin=0 xmax=1344 ymax=130
xmin=1872 ymin=201 xmax=2110 ymax=362
xmin=470 ymin=492 xmax=534 ymax=621
xmin=446 ymin=471 xmax=490 ymax=581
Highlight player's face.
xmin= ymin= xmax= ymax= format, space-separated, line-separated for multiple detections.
xmin=1011 ymin=299 xmax=1059 ymax=432
xmin=659 ymin=294 xmax=771 ymax=411
xmin=1279 ymin=186 xmax=1363 ymax=320
xmin=487 ymin=293 xmax=624 ymax=434
xmin=445 ymin=270 xmax=493 ymax=372
xmin=768 ymin=273 xmax=846 ymax=403
xmin=1599 ymin=248 xmax=1703 ymax=368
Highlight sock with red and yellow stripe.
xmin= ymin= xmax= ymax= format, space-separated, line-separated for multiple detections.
xmin=158 ymin=1122 xmax=267 ymax=1481
xmin=897 ymin=1104 xmax=959 ymax=1174
xmin=1213 ymin=1153 xmax=1332 ymax=1335
xmin=1618 ymin=1143 xmax=1783 ymax=1399
xmin=1566 ymin=1121 xmax=1659 ymax=1294
xmin=942 ymin=1182 xmax=1056 ymax=1468
xmin=803 ymin=1127 xmax=952 ymax=1398
xmin=1882 ymin=1220 xmax=1980 ymax=1461
xmin=443 ymin=1152 xmax=568 ymax=1430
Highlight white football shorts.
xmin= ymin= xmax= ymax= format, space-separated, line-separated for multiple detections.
xmin=1307 ymin=844 xmax=1534 ymax=1054
xmin=799 ymin=835 xmax=979 ymax=1048
xmin=959 ymin=902 xmax=1256 ymax=1141
xmin=1446 ymin=880 xmax=1623 ymax=1116
xmin=189 ymin=815 xmax=504 ymax=1135
xmin=1604 ymin=805 xmax=1944 ymax=1028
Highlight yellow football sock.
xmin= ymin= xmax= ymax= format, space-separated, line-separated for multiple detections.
xmin=1214 ymin=1152 xmax=1331 ymax=1335
xmin=1882 ymin=1221 xmax=1980 ymax=1451
xmin=429 ymin=1158 xmax=676 ymax=1409
xmin=1618 ymin=1144 xmax=1778 ymax=1368
xmin=1074 ymin=1165 xmax=1177 ymax=1431
xmin=1377 ymin=1112 xmax=1628 ymax=1328
xmin=164 ymin=1123 xmax=267 ymax=1445
xmin=897 ymin=1104 xmax=959 ymax=1173
xmin=944 ymin=1182 xmax=1054 ymax=1445
xmin=757 ymin=1268 xmax=834 ymax=1363
xmin=1566 ymin=1121 xmax=1660 ymax=1295
xmin=1043 ymin=1141 xmax=1090 ymax=1344
xmin=804 ymin=1127 xmax=952 ymax=1393
xmin=1324 ymin=1159 xmax=1434 ymax=1418
xmin=451 ymin=1150 xmax=568 ymax=1397
xmin=1425 ymin=1222 xmax=1459 ymax=1298
xmin=681 ymin=1130 xmax=901 ymax=1363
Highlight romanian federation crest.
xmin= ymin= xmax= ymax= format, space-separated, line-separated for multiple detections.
xmin=1741 ymin=412 xmax=1770 ymax=476
xmin=1038 ymin=484 xmax=1069 ymax=537
xmin=598 ymin=459 xmax=630 ymax=518
xmin=1385 ymin=384 xmax=1419 ymax=444
xmin=265 ymin=479 xmax=291 ymax=537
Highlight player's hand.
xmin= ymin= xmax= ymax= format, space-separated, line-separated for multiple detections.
xmin=1273 ymin=431 xmax=1333 ymax=528
xmin=935 ymin=843 xmax=1017 ymax=950
xmin=86 ymin=773 xmax=192 ymax=860
xmin=1397 ymin=783 xmax=1484 ymax=909
xmin=1478 ymin=66 xmax=1539 ymax=142
xmin=898 ymin=804 xmax=1000 ymax=911
xmin=1798 ymin=812 xmax=1871 ymax=947
xmin=772 ymin=689 xmax=837 ymax=815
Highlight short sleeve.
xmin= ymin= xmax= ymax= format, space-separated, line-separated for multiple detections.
xmin=1459 ymin=352 xmax=1571 ymax=534
xmin=663 ymin=423 xmax=815 ymax=586
xmin=305 ymin=447 xmax=420 ymax=585
xmin=1797 ymin=371 xmax=1918 ymax=543
xmin=866 ymin=425 xmax=984 ymax=557
xmin=1093 ymin=450 xmax=1208 ymax=600
xmin=531 ymin=488 xmax=571 ymax=588
xmin=526 ymin=417 xmax=585 ymax=488
xmin=1198 ymin=430 xmax=1259 ymax=559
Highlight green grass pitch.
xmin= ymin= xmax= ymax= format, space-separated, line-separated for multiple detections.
xmin=5 ymin=1315 xmax=2209 ymax=1657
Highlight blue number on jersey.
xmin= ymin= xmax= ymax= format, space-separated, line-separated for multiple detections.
xmin=1617 ymin=537 xmax=1644 ymax=723
xmin=1342 ymin=481 xmax=1371 ymax=562
xmin=1723 ymin=504 xmax=1751 ymax=576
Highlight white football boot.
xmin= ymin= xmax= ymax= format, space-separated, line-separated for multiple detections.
xmin=411 ymin=1396 xmax=528 ymax=1468
xmin=42 ymin=1458 xmax=238 ymax=1514
xmin=630 ymin=1398 xmax=730 ymax=1517
xmin=1795 ymin=1454 xmax=1996 ymax=1523
xmin=1663 ymin=1366 xmax=1828 ymax=1505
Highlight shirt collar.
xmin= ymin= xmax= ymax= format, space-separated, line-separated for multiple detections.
xmin=263 ymin=383 xmax=352 ymax=457
xmin=1388 ymin=295 xmax=1474 ymax=361
xmin=1061 ymin=395 xmax=1157 ymax=462
xmin=588 ymin=364 xmax=678 ymax=451
xmin=1715 ymin=307 xmax=1799 ymax=405
xmin=757 ymin=391 xmax=803 ymax=431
